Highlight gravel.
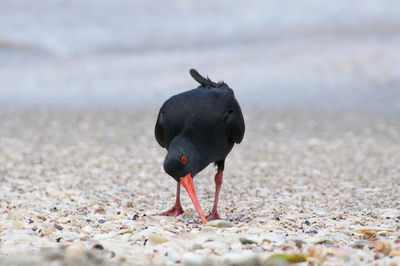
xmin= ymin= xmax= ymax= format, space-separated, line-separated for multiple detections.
xmin=0 ymin=109 xmax=399 ymax=265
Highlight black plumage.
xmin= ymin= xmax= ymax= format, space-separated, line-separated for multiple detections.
xmin=155 ymin=69 xmax=245 ymax=223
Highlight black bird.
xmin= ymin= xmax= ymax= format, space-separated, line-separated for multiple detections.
xmin=155 ymin=69 xmax=245 ymax=224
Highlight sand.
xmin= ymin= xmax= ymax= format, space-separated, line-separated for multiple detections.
xmin=0 ymin=109 xmax=399 ymax=265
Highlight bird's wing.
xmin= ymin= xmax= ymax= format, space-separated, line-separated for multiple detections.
xmin=155 ymin=109 xmax=166 ymax=148
xmin=226 ymin=98 xmax=245 ymax=144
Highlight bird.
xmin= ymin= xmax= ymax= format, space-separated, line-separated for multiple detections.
xmin=154 ymin=69 xmax=245 ymax=224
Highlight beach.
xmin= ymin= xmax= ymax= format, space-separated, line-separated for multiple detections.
xmin=0 ymin=109 xmax=399 ymax=265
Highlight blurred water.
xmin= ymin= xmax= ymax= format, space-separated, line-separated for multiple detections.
xmin=0 ymin=0 xmax=399 ymax=113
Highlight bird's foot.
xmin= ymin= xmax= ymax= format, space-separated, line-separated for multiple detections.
xmin=206 ymin=210 xmax=221 ymax=221
xmin=159 ymin=205 xmax=184 ymax=216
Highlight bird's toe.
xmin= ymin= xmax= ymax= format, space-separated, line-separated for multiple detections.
xmin=206 ymin=211 xmax=221 ymax=221
xmin=159 ymin=206 xmax=184 ymax=217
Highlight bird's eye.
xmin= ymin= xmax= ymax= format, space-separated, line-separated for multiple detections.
xmin=181 ymin=155 xmax=187 ymax=165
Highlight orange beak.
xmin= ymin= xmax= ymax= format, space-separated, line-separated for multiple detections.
xmin=180 ymin=174 xmax=207 ymax=224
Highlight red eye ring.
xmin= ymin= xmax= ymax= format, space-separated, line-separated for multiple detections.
xmin=181 ymin=155 xmax=187 ymax=165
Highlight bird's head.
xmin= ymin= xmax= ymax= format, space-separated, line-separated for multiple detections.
xmin=163 ymin=138 xmax=207 ymax=224
xmin=163 ymin=147 xmax=197 ymax=182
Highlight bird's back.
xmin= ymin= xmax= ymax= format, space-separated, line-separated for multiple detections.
xmin=155 ymin=69 xmax=245 ymax=170
xmin=156 ymin=87 xmax=232 ymax=147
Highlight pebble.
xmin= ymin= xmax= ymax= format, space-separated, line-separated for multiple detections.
xmin=148 ymin=234 xmax=169 ymax=244
xmin=350 ymin=240 xmax=373 ymax=249
xmin=240 ymin=238 xmax=258 ymax=245
xmin=313 ymin=238 xmax=335 ymax=246
xmin=54 ymin=223 xmax=64 ymax=231
xmin=66 ymin=242 xmax=86 ymax=255
xmin=201 ymin=226 xmax=217 ymax=234
xmin=374 ymin=240 xmax=392 ymax=255
xmin=354 ymin=227 xmax=395 ymax=238
xmin=220 ymin=253 xmax=260 ymax=266
xmin=82 ymin=226 xmax=93 ymax=234
xmin=191 ymin=243 xmax=203 ymax=251
xmin=207 ymin=220 xmax=234 ymax=228
xmin=264 ymin=254 xmax=306 ymax=265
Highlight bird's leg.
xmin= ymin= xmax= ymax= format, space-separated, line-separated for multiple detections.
xmin=206 ymin=170 xmax=223 ymax=220
xmin=159 ymin=182 xmax=184 ymax=216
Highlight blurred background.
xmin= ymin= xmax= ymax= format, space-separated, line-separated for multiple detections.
xmin=0 ymin=0 xmax=399 ymax=113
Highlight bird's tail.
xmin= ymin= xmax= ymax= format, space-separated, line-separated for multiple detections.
xmin=189 ymin=69 xmax=229 ymax=89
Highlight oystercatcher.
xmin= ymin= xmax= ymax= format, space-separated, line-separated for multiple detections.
xmin=155 ymin=69 xmax=245 ymax=224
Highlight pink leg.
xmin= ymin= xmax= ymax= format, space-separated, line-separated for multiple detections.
xmin=206 ymin=170 xmax=223 ymax=221
xmin=159 ymin=182 xmax=184 ymax=216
